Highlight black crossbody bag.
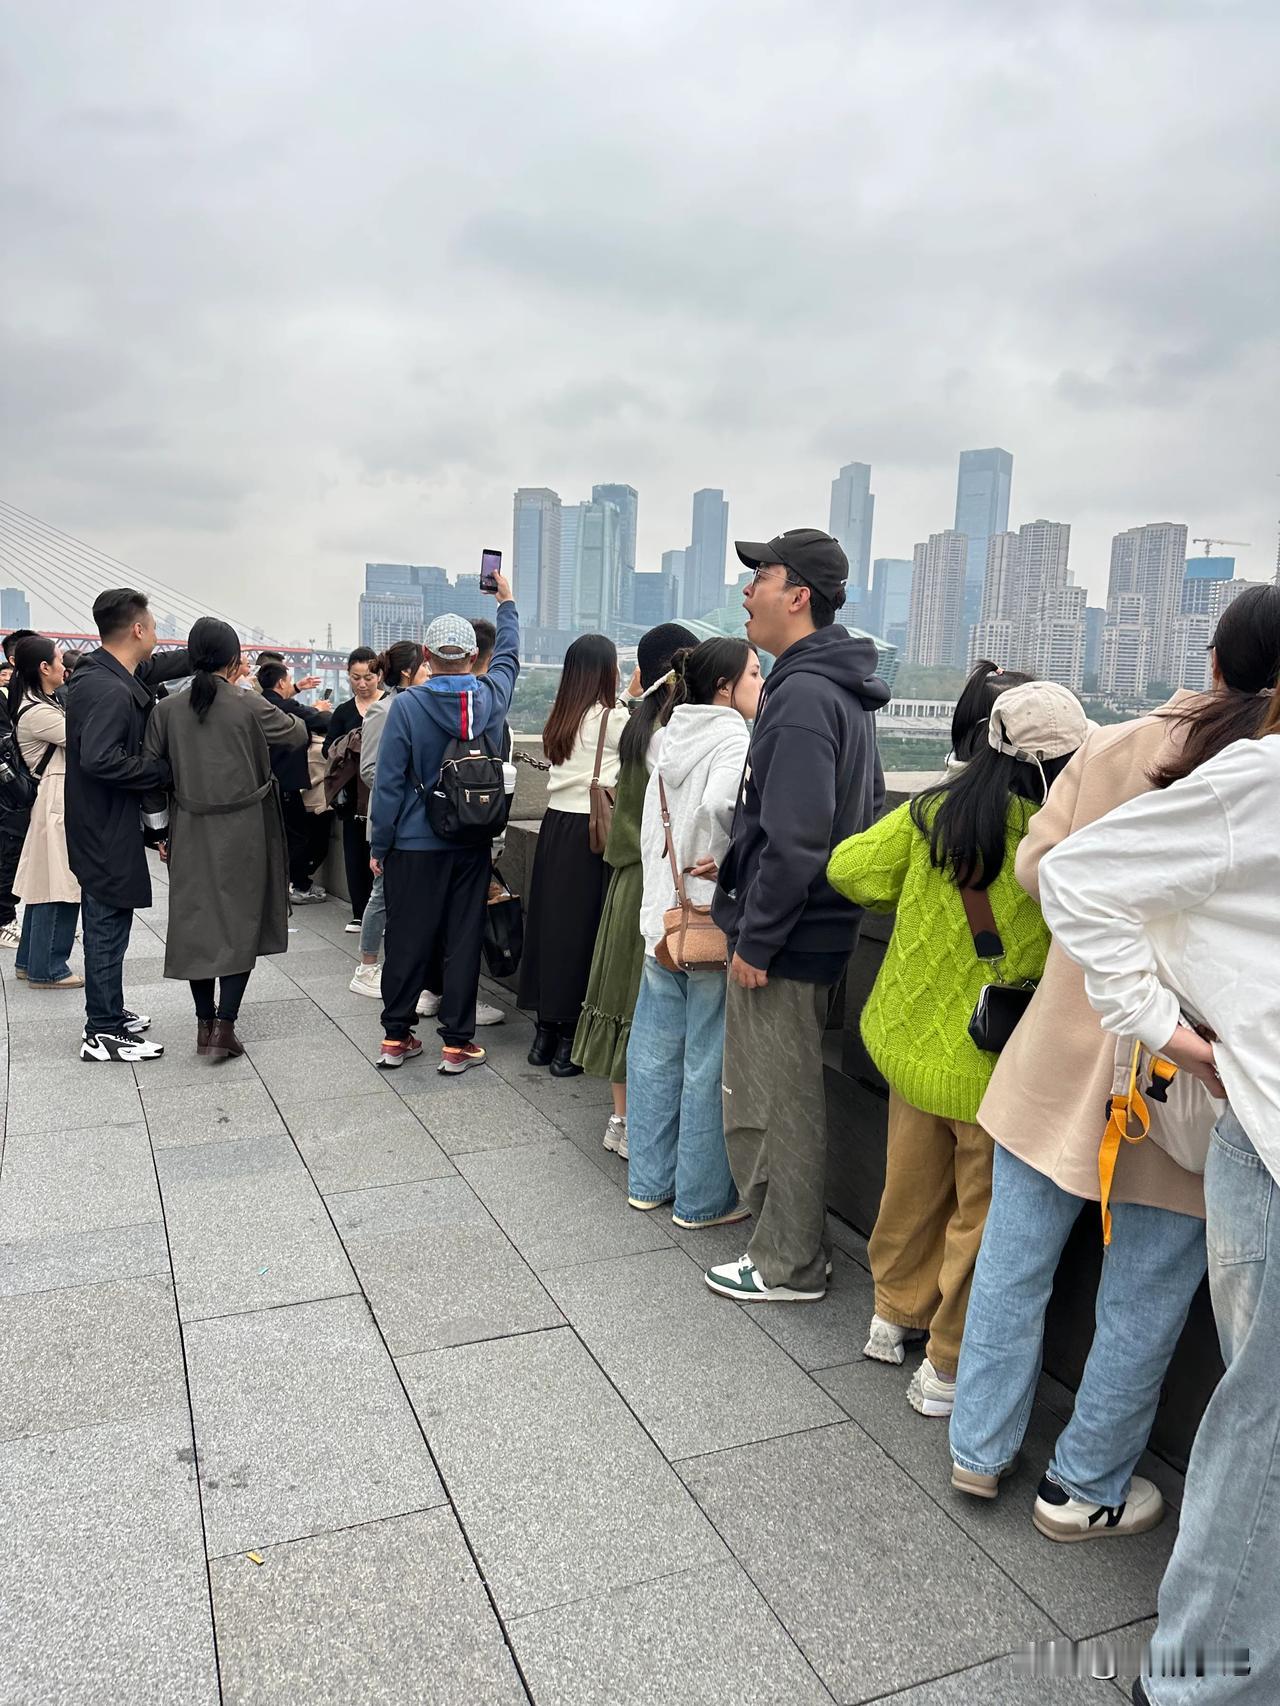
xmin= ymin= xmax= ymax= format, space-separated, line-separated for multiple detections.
xmin=961 ymin=884 xmax=1037 ymax=1054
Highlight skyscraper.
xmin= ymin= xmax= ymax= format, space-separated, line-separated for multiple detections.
xmin=632 ymin=568 xmax=679 ymax=626
xmin=558 ymin=503 xmax=582 ymax=631
xmin=866 ymin=559 xmax=913 ymax=651
xmin=570 ymin=500 xmax=623 ymax=632
xmin=661 ymin=548 xmax=686 ymax=610
xmin=1 ymin=587 xmax=31 ymax=630
xmin=592 ymin=484 xmax=638 ymax=622
xmin=828 ymin=463 xmax=874 ymax=606
xmin=683 ymin=489 xmax=729 ymax=619
xmin=359 ymin=591 xmax=425 ymax=650
xmin=1181 ymin=556 xmax=1235 ymax=615
xmin=966 ymin=521 xmax=1081 ymax=687
xmin=512 ymin=488 xmax=563 ymax=629
xmin=1084 ymin=606 xmax=1106 ymax=682
xmin=1101 ymin=522 xmax=1190 ymax=694
xmin=907 ymin=532 xmax=968 ymax=667
xmin=954 ymin=448 xmax=1013 ymax=631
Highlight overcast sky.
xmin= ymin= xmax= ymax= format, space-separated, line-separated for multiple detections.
xmin=2 ymin=0 xmax=1277 ymax=644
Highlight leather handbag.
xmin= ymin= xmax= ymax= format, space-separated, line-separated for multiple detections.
xmin=653 ymin=776 xmax=729 ymax=973
xmin=587 ymin=709 xmax=615 ymax=855
xmin=960 ymin=884 xmax=1036 ymax=1053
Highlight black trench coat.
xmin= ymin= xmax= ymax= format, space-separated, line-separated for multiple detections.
xmin=143 ymin=678 xmax=307 ymax=980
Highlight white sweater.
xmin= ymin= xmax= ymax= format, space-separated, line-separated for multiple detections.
xmin=1039 ymin=736 xmax=1280 ymax=1186
xmin=546 ymin=703 xmax=622 ymax=814
xmin=639 ymin=705 xmax=750 ymax=955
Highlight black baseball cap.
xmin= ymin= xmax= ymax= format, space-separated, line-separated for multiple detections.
xmin=735 ymin=528 xmax=848 ymax=608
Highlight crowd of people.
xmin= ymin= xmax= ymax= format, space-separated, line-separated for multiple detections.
xmin=0 ymin=531 xmax=1275 ymax=1702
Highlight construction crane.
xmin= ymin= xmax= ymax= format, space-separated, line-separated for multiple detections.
xmin=1192 ymin=536 xmax=1251 ymax=556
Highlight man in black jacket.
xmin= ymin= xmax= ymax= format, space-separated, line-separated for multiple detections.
xmin=66 ymin=589 xmax=191 ymax=1062
xmin=257 ymin=662 xmax=332 ymax=903
xmin=704 ymin=529 xmax=888 ymax=1304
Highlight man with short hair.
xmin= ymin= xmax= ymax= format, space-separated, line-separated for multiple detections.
xmin=370 ymin=573 xmax=518 ymax=1073
xmin=65 ymin=588 xmax=192 ymax=1061
xmin=704 ymin=529 xmax=888 ymax=1302
xmin=258 ymin=662 xmax=333 ymax=903
xmin=0 ymin=627 xmax=43 ymax=946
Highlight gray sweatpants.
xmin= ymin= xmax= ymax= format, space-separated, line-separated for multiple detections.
xmin=722 ymin=974 xmax=833 ymax=1292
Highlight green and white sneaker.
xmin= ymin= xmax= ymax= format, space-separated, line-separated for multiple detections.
xmin=704 ymin=1254 xmax=826 ymax=1303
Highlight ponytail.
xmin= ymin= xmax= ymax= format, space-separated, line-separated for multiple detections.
xmin=7 ymin=635 xmax=55 ymax=724
xmin=187 ymin=617 xmax=242 ymax=723
xmin=662 ymin=638 xmax=754 ymax=720
xmin=376 ymin=640 xmax=424 ymax=691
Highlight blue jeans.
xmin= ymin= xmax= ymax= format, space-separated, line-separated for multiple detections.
xmin=1147 ymin=1110 xmax=1280 ymax=1704
xmin=359 ymin=872 xmax=385 ymax=958
xmin=81 ymin=892 xmax=134 ymax=1036
xmin=625 ymin=955 xmax=737 ymax=1223
xmin=16 ymin=900 xmax=79 ymax=984
xmin=950 ymin=1141 xmax=1206 ymax=1506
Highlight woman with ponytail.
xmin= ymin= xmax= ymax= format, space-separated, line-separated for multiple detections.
xmin=142 ymin=618 xmax=307 ymax=1058
xmin=571 ymin=622 xmax=696 ymax=1156
xmin=9 ymin=636 xmax=81 ymax=988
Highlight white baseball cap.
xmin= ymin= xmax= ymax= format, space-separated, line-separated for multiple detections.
xmin=424 ymin=614 xmax=478 ymax=660
xmin=988 ymin=679 xmax=1090 ymax=762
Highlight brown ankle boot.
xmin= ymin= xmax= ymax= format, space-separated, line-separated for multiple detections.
xmin=197 ymin=1019 xmax=213 ymax=1055
xmin=205 ymin=1018 xmax=244 ymax=1061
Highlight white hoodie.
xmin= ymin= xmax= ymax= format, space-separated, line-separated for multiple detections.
xmin=639 ymin=704 xmax=750 ymax=955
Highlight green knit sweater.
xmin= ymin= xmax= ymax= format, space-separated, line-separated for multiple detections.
xmin=826 ymin=797 xmax=1050 ymax=1122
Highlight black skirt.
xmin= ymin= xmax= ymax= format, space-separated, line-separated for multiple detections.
xmin=517 ymin=808 xmax=608 ymax=1024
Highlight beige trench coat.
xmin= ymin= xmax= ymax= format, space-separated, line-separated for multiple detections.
xmin=978 ymin=694 xmax=1205 ymax=1220
xmin=14 ymin=696 xmax=80 ymax=906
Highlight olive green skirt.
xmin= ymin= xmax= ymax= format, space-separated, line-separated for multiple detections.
xmin=571 ymin=861 xmax=645 ymax=1082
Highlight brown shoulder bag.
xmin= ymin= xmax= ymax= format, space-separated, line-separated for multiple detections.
xmin=653 ymin=775 xmax=729 ymax=972
xmin=587 ymin=709 xmax=615 ymax=855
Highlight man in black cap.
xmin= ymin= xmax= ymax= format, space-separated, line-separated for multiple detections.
xmin=703 ymin=528 xmax=888 ymax=1303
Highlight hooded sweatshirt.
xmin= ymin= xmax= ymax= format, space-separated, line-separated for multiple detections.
xmin=639 ymin=704 xmax=750 ymax=955
xmin=712 ymin=626 xmax=888 ymax=982
xmin=369 ymin=601 xmax=519 ymax=859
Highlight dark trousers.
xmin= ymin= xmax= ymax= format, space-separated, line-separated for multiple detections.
xmin=190 ymin=971 xmax=252 ymax=1022
xmin=0 ymin=829 xmax=22 ymax=928
xmin=341 ymin=816 xmax=374 ymax=920
xmin=380 ymin=845 xmax=489 ymax=1046
xmin=282 ymin=794 xmax=331 ymax=892
xmin=82 ymin=892 xmax=134 ymax=1036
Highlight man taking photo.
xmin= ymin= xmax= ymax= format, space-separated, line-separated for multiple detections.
xmin=704 ymin=529 xmax=888 ymax=1303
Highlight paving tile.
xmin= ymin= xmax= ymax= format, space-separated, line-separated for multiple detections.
xmin=6 ymin=1059 xmax=144 ymax=1134
xmin=329 ymin=1175 xmax=562 ymax=1353
xmin=247 ymin=1032 xmax=393 ymax=1104
xmin=455 ymin=1139 xmax=673 ymax=1271
xmin=130 ymin=1046 xmax=261 ymax=1092
xmin=287 ymin=1093 xmax=454 ymax=1194
xmin=0 ymin=1412 xmax=219 ymax=1705
xmin=813 ymin=1361 xmax=1175 ymax=1638
xmin=140 ymin=1078 xmax=288 ymax=1149
xmin=541 ymin=1246 xmax=841 ymax=1458
xmin=0 ymin=1122 xmax=159 ymax=1241
xmin=231 ymin=999 xmax=325 ymax=1041
xmin=0 ymin=1218 xmax=169 ymax=1299
xmin=394 ymin=1071 xmax=561 ymax=1155
xmin=678 ymin=1424 xmax=1052 ymax=1702
xmin=875 ymin=1654 xmax=1119 ymax=1703
xmin=187 ymin=1294 xmax=444 ymax=1556
xmin=211 ymin=1508 xmax=526 ymax=1706
xmin=484 ymin=1052 xmax=615 ymax=1127
xmin=156 ymin=1134 xmax=357 ymax=1320
xmin=747 ymin=1247 xmax=875 ymax=1372
xmin=400 ymin=1327 xmax=727 ymax=1618
xmin=276 ymin=945 xmax=363 ymax=981
xmin=511 ymin=1560 xmax=836 ymax=1705
xmin=0 ymin=1273 xmax=185 ymax=1442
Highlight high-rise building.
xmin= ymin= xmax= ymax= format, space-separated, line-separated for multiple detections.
xmin=1 ymin=587 xmax=31 ymax=629
xmin=570 ymin=500 xmax=623 ymax=632
xmin=866 ymin=559 xmax=913 ymax=651
xmin=907 ymin=531 xmax=968 ymax=667
xmin=1084 ymin=606 xmax=1106 ymax=683
xmin=513 ymin=488 xmax=563 ymax=629
xmin=683 ymin=489 xmax=729 ymax=619
xmin=1034 ymin=584 xmax=1087 ymax=690
xmin=1101 ymin=522 xmax=1190 ymax=695
xmin=558 ymin=503 xmax=582 ymax=631
xmin=632 ymin=568 xmax=680 ymax=626
xmin=593 ymin=484 xmax=638 ymax=622
xmin=978 ymin=533 xmax=1019 ymax=622
xmin=1099 ymin=594 xmax=1151 ymax=700
xmin=954 ymin=448 xmax=1013 ymax=631
xmin=1181 ymin=556 xmax=1235 ymax=615
xmin=966 ymin=520 xmax=1081 ymax=687
xmin=359 ymin=591 xmax=424 ymax=651
xmin=828 ymin=463 xmax=874 ymax=607
xmin=661 ymin=548 xmax=686 ymax=612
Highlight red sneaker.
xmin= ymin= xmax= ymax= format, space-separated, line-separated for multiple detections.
xmin=439 ymin=1042 xmax=486 ymax=1075
xmin=377 ymin=1036 xmax=423 ymax=1070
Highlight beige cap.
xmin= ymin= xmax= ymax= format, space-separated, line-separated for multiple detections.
xmin=988 ymin=679 xmax=1090 ymax=763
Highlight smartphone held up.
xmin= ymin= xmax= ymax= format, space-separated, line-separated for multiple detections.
xmin=480 ymin=548 xmax=502 ymax=594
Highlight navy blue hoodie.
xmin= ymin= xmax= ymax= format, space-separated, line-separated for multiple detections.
xmin=370 ymin=601 xmax=519 ymax=859
xmin=712 ymin=625 xmax=888 ymax=982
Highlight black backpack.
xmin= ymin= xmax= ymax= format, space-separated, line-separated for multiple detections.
xmin=0 ymin=708 xmax=54 ymax=834
xmin=417 ymin=735 xmax=508 ymax=844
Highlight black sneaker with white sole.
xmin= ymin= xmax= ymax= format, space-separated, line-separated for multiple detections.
xmin=81 ymin=1030 xmax=165 ymax=1062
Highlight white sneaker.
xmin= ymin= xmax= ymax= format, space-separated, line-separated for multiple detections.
xmin=290 ymin=885 xmax=326 ymax=906
xmin=907 ymin=1356 xmax=956 ymax=1417
xmin=864 ymin=1313 xmax=927 ymax=1366
xmin=349 ymin=963 xmax=381 ymax=998
xmin=344 ymin=919 xmax=362 ymax=934
xmin=417 ymin=989 xmax=442 ymax=1018
xmin=81 ymin=1030 xmax=165 ymax=1062
xmin=0 ymin=922 xmax=20 ymax=950
xmin=475 ymin=999 xmax=505 ymax=1026
xmin=603 ymin=1115 xmax=628 ymax=1159
xmin=1032 ymin=1474 xmax=1164 ymax=1543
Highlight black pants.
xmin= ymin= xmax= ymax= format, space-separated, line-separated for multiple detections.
xmin=190 ymin=971 xmax=252 ymax=1022
xmin=341 ymin=815 xmax=374 ymax=921
xmin=380 ymin=845 xmax=489 ymax=1046
xmin=282 ymin=794 xmax=331 ymax=892
xmin=0 ymin=829 xmax=22 ymax=928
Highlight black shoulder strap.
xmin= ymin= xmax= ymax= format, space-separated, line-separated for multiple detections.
xmin=13 ymin=704 xmax=57 ymax=780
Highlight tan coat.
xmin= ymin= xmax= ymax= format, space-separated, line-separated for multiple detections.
xmin=978 ymin=694 xmax=1205 ymax=1220
xmin=14 ymin=696 xmax=80 ymax=906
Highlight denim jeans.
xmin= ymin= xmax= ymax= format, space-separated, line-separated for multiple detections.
xmin=1147 ymin=1110 xmax=1280 ymax=1705
xmin=359 ymin=872 xmax=386 ymax=958
xmin=16 ymin=900 xmax=79 ymax=984
xmin=950 ymin=1141 xmax=1206 ymax=1506
xmin=81 ymin=892 xmax=135 ymax=1036
xmin=625 ymin=955 xmax=737 ymax=1223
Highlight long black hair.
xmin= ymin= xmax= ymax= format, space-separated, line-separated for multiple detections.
xmin=909 ymin=660 xmax=1052 ymax=891
xmin=188 ymin=618 xmax=242 ymax=722
xmin=375 ymin=640 xmax=424 ymax=691
xmin=543 ymin=634 xmax=617 ymax=766
xmin=664 ymin=637 xmax=757 ymax=715
xmin=1150 ymin=585 xmax=1280 ymax=787
xmin=6 ymin=635 xmax=56 ymax=723
xmin=618 ymin=623 xmax=699 ymax=768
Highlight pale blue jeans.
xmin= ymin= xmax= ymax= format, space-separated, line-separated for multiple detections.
xmin=949 ymin=1141 xmax=1206 ymax=1506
